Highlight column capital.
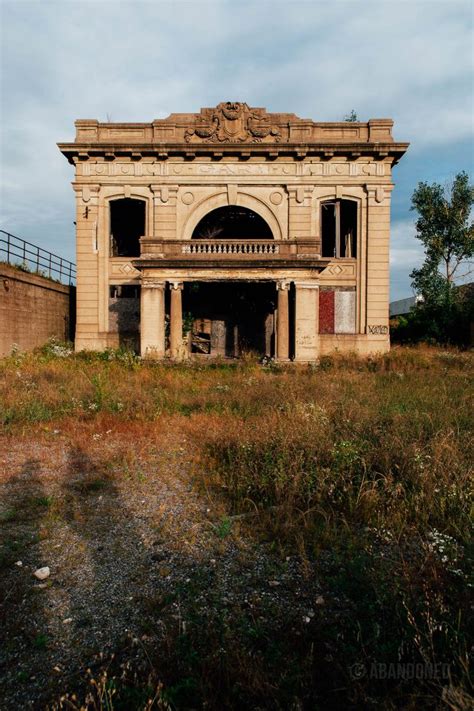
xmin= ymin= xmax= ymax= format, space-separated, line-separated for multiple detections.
xmin=141 ymin=278 xmax=166 ymax=290
xmin=286 ymin=185 xmax=313 ymax=203
xmin=169 ymin=281 xmax=184 ymax=290
xmin=72 ymin=183 xmax=100 ymax=203
xmin=294 ymin=281 xmax=319 ymax=290
xmin=276 ymin=280 xmax=291 ymax=291
xmin=365 ymin=184 xmax=393 ymax=202
xmin=150 ymin=184 xmax=179 ymax=203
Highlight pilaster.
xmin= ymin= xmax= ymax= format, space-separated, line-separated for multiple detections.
xmin=73 ymin=181 xmax=104 ymax=350
xmin=287 ymin=185 xmax=314 ymax=240
xmin=151 ymin=184 xmax=179 ymax=240
xmin=294 ymin=282 xmax=319 ymax=362
xmin=140 ymin=278 xmax=165 ymax=358
xmin=365 ymin=184 xmax=392 ymax=344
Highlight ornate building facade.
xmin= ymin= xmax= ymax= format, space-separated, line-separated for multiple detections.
xmin=58 ymin=102 xmax=408 ymax=360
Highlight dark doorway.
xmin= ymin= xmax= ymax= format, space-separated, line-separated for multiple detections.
xmin=192 ymin=206 xmax=273 ymax=240
xmin=321 ymin=199 xmax=357 ymax=258
xmin=183 ymin=282 xmax=276 ymax=357
xmin=110 ymin=198 xmax=146 ymax=257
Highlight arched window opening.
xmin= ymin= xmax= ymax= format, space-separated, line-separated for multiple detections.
xmin=192 ymin=206 xmax=273 ymax=240
xmin=321 ymin=199 xmax=357 ymax=258
xmin=110 ymin=198 xmax=146 ymax=257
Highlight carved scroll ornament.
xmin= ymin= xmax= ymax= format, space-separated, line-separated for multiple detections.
xmin=185 ymin=102 xmax=281 ymax=144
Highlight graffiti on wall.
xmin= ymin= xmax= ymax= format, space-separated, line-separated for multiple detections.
xmin=368 ymin=325 xmax=389 ymax=335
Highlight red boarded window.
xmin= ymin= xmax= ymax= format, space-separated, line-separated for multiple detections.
xmin=319 ymin=290 xmax=335 ymax=333
xmin=319 ymin=289 xmax=356 ymax=334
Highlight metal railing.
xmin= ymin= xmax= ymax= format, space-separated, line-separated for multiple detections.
xmin=0 ymin=230 xmax=76 ymax=284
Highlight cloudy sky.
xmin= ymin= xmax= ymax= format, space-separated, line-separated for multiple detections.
xmin=1 ymin=0 xmax=472 ymax=299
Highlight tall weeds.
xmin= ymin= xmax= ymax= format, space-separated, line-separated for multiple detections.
xmin=1 ymin=343 xmax=472 ymax=709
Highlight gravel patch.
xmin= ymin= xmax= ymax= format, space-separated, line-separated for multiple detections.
xmin=0 ymin=429 xmax=326 ymax=710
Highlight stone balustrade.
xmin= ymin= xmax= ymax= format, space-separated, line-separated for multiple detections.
xmin=139 ymin=238 xmax=322 ymax=260
xmin=182 ymin=241 xmax=280 ymax=255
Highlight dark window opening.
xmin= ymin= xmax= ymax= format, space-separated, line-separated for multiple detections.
xmin=321 ymin=200 xmax=357 ymax=258
xmin=192 ymin=206 xmax=273 ymax=240
xmin=110 ymin=198 xmax=145 ymax=257
xmin=109 ymin=285 xmax=140 ymax=299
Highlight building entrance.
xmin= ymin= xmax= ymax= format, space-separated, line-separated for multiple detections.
xmin=183 ymin=281 xmax=276 ymax=358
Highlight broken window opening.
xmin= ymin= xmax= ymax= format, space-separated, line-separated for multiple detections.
xmin=110 ymin=198 xmax=146 ymax=257
xmin=192 ymin=206 xmax=273 ymax=240
xmin=109 ymin=285 xmax=140 ymax=299
xmin=321 ymin=199 xmax=357 ymax=258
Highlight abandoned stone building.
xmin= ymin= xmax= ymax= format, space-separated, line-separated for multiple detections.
xmin=58 ymin=102 xmax=408 ymax=360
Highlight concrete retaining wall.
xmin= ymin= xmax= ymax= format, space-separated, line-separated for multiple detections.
xmin=0 ymin=264 xmax=74 ymax=356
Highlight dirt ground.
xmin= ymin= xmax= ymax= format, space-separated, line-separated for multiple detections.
xmin=0 ymin=425 xmax=325 ymax=710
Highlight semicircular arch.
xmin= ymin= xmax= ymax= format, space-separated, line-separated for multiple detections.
xmin=182 ymin=191 xmax=283 ymax=241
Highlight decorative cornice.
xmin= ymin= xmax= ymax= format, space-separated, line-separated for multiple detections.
xmin=57 ymin=103 xmax=409 ymax=165
xmin=59 ymin=142 xmax=409 ymax=165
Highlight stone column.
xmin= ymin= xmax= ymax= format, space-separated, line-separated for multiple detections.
xmin=140 ymin=279 xmax=165 ymax=358
xmin=170 ymin=281 xmax=184 ymax=359
xmin=276 ymin=280 xmax=290 ymax=361
xmin=294 ymin=282 xmax=319 ymax=362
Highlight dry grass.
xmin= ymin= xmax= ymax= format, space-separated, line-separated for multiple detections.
xmin=0 ymin=342 xmax=472 ymax=710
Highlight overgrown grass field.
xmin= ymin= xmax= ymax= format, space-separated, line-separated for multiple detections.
xmin=0 ymin=344 xmax=472 ymax=710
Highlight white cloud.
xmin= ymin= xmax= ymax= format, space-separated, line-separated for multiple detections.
xmin=0 ymin=0 xmax=472 ymax=273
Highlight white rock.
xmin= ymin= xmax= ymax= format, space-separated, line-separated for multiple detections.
xmin=62 ymin=618 xmax=72 ymax=624
xmin=33 ymin=566 xmax=50 ymax=580
xmin=15 ymin=560 xmax=23 ymax=567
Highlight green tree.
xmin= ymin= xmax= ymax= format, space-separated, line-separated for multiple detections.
xmin=343 ymin=109 xmax=358 ymax=122
xmin=409 ymin=171 xmax=474 ymax=342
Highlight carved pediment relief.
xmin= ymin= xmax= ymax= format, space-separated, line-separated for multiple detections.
xmin=184 ymin=102 xmax=282 ymax=144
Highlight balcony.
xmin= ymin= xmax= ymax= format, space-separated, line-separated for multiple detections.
xmin=138 ymin=238 xmax=322 ymax=261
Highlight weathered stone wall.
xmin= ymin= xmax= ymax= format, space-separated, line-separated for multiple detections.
xmin=59 ymin=103 xmax=408 ymax=359
xmin=0 ymin=264 xmax=73 ymax=356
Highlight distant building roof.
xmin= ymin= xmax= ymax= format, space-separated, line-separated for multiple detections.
xmin=389 ymin=296 xmax=419 ymax=317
